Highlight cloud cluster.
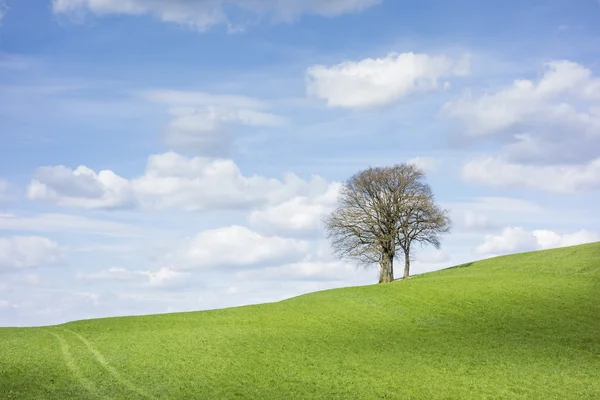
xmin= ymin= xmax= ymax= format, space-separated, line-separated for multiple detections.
xmin=249 ymin=182 xmax=341 ymax=235
xmin=52 ymin=0 xmax=381 ymax=31
xmin=444 ymin=60 xmax=600 ymax=193
xmin=27 ymin=151 xmax=334 ymax=212
xmin=165 ymin=225 xmax=310 ymax=270
xmin=445 ymin=61 xmax=600 ymax=143
xmin=0 ymin=236 xmax=64 ymax=271
xmin=476 ymin=227 xmax=598 ymax=256
xmin=307 ymin=52 xmax=469 ymax=109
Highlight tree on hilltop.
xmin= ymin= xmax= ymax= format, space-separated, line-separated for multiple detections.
xmin=324 ymin=163 xmax=451 ymax=283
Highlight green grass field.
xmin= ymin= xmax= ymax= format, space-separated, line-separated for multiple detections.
xmin=1 ymin=242 xmax=599 ymax=399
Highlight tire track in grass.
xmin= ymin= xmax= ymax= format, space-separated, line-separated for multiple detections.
xmin=62 ymin=328 xmax=156 ymax=400
xmin=46 ymin=330 xmax=112 ymax=400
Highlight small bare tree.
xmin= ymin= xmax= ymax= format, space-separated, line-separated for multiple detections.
xmin=324 ymin=163 xmax=451 ymax=283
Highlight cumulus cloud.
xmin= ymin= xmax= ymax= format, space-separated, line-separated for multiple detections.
xmin=52 ymin=0 xmax=381 ymax=31
xmin=142 ymin=90 xmax=285 ymax=156
xmin=249 ymin=182 xmax=341 ymax=235
xmin=167 ymin=226 xmax=310 ymax=270
xmin=306 ymin=52 xmax=469 ymax=109
xmin=445 ymin=60 xmax=600 ymax=193
xmin=444 ymin=60 xmax=600 ymax=165
xmin=28 ymin=165 xmax=136 ymax=210
xmin=0 ymin=236 xmax=65 ymax=271
xmin=476 ymin=227 xmax=599 ymax=255
xmin=462 ymin=156 xmax=600 ymax=193
xmin=27 ymin=151 xmax=332 ymax=212
xmin=132 ymin=152 xmax=331 ymax=211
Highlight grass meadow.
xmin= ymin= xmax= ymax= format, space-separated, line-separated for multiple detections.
xmin=1 ymin=242 xmax=599 ymax=399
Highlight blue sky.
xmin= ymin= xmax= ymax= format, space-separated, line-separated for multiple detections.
xmin=1 ymin=0 xmax=599 ymax=327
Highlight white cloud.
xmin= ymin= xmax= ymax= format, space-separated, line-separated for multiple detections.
xmin=249 ymin=182 xmax=341 ymax=235
xmin=306 ymin=52 xmax=469 ymax=109
xmin=27 ymin=152 xmax=332 ymax=212
xmin=28 ymin=165 xmax=136 ymax=210
xmin=476 ymin=227 xmax=599 ymax=255
xmin=168 ymin=225 xmax=310 ymax=270
xmin=0 ymin=236 xmax=64 ymax=271
xmin=234 ymin=240 xmax=368 ymax=281
xmin=147 ymin=267 xmax=191 ymax=288
xmin=444 ymin=60 xmax=600 ymax=165
xmin=533 ymin=229 xmax=599 ymax=249
xmin=462 ymin=156 xmax=600 ymax=193
xmin=52 ymin=0 xmax=381 ymax=31
xmin=476 ymin=227 xmax=538 ymax=255
xmin=445 ymin=61 xmax=600 ymax=135
xmin=142 ymin=90 xmax=286 ymax=156
xmin=132 ymin=152 xmax=331 ymax=211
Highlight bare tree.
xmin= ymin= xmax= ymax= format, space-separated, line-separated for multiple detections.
xmin=324 ymin=163 xmax=451 ymax=283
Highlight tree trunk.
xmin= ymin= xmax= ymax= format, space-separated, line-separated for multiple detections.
xmin=403 ymin=248 xmax=410 ymax=279
xmin=379 ymin=251 xmax=394 ymax=283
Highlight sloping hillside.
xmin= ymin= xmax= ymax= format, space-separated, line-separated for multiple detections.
xmin=1 ymin=242 xmax=599 ymax=399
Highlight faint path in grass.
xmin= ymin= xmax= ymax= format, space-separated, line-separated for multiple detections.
xmin=46 ymin=330 xmax=112 ymax=400
xmin=62 ymin=328 xmax=156 ymax=400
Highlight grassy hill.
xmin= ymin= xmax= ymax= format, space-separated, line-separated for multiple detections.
xmin=1 ymin=242 xmax=599 ymax=399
